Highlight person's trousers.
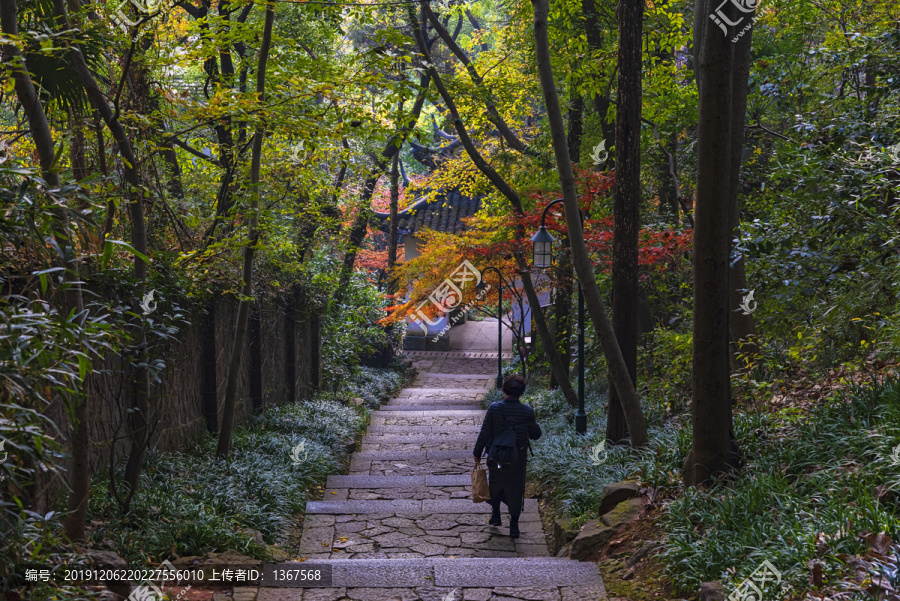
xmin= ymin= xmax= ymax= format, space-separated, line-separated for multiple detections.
xmin=487 ymin=460 xmax=527 ymax=516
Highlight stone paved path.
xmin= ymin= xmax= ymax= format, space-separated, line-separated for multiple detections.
xmin=259 ymin=350 xmax=606 ymax=600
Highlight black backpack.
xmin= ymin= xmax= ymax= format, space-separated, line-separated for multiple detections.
xmin=487 ymin=403 xmax=524 ymax=471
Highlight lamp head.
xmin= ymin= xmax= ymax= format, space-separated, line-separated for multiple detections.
xmin=530 ymin=226 xmax=556 ymax=269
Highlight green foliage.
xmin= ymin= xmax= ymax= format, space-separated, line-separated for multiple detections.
xmin=662 ymin=378 xmax=900 ymax=595
xmin=525 ymin=386 xmax=681 ymax=523
xmin=0 ymin=298 xmax=111 ymax=598
xmin=85 ymin=369 xmax=401 ymax=565
xmin=639 ymin=326 xmax=693 ymax=417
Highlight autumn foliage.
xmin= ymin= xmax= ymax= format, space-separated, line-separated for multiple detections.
xmin=375 ymin=168 xmax=691 ymax=325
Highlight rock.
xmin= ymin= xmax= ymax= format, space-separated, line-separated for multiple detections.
xmin=243 ymin=528 xmax=265 ymax=545
xmin=597 ymin=480 xmax=641 ymax=516
xmin=625 ymin=540 xmax=662 ymax=568
xmin=84 ymin=549 xmax=128 ymax=568
xmin=570 ymin=519 xmax=616 ymax=560
xmin=600 ymin=497 xmax=644 ymax=529
xmin=266 ymin=544 xmax=291 ymax=562
xmin=170 ymin=549 xmax=261 ymax=576
xmin=700 ymin=581 xmax=727 ymax=601
xmin=556 ymin=543 xmax=572 ymax=558
xmin=552 ymin=518 xmax=580 ymax=554
xmin=83 ymin=550 xmax=131 ymax=598
xmin=350 ymin=397 xmax=365 ymax=406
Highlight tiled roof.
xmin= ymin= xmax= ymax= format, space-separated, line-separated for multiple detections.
xmin=373 ymin=188 xmax=482 ymax=236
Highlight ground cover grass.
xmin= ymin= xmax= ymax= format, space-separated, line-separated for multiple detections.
xmin=520 ymin=367 xmax=900 ymax=598
xmin=85 ymin=365 xmax=407 ymax=565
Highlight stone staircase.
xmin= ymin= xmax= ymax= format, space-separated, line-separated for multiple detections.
xmin=258 ymin=352 xmax=606 ymax=600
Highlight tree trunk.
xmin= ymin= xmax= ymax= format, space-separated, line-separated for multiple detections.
xmin=1 ymin=0 xmax=89 ymax=539
xmin=658 ymin=131 xmax=679 ymax=223
xmin=550 ymin=246 xmax=573 ymax=389
xmin=388 ymin=153 xmax=400 ymax=292
xmin=567 ymin=95 xmax=584 ymax=164
xmin=217 ymin=0 xmax=275 ymax=458
xmin=606 ymin=0 xmax=642 ymax=446
xmin=531 ymin=0 xmax=648 ymax=445
xmin=423 ymin=2 xmax=532 ymax=155
xmin=683 ymin=0 xmax=742 ymax=485
xmin=726 ymin=29 xmax=757 ymax=365
xmin=583 ymin=0 xmax=615 ymax=170
xmin=332 ymin=72 xmax=432 ymax=308
xmin=51 ymin=0 xmax=153 ymax=505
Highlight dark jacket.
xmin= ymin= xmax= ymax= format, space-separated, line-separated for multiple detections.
xmin=473 ymin=397 xmax=542 ymax=459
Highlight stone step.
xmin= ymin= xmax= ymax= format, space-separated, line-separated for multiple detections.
xmin=306 ymin=498 xmax=540 ymax=515
xmin=387 ymin=400 xmax=484 ymax=407
xmin=360 ymin=433 xmax=472 ymax=444
xmin=378 ymin=405 xmax=485 ymax=412
xmin=350 ymin=450 xmax=473 ymax=461
xmin=326 ymin=475 xmax=470 ymax=488
xmin=395 ymin=387 xmax=487 ymax=397
xmin=405 ymin=351 xmax=514 ymax=358
xmin=369 ymin=414 xmax=484 ymax=427
xmin=366 ymin=425 xmax=480 ymax=434
xmin=371 ymin=409 xmax=485 ymax=418
xmin=255 ymin=557 xmax=603 ymax=594
xmin=350 ymin=457 xmax=472 ymax=477
xmin=414 ymin=373 xmax=497 ymax=380
xmin=324 ymin=487 xmax=471 ymax=502
xmin=298 ymin=510 xmax=548 ymax=560
xmin=357 ymin=440 xmax=472 ymax=452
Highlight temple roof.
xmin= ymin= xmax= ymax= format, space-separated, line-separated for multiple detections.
xmin=372 ymin=188 xmax=482 ymax=236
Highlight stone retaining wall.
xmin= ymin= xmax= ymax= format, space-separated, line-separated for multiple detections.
xmin=46 ymin=290 xmax=322 ymax=476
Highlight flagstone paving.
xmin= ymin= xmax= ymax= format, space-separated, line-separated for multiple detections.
xmin=257 ymin=348 xmax=605 ymax=600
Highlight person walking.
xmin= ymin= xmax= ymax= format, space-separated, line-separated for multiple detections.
xmin=473 ymin=374 xmax=542 ymax=538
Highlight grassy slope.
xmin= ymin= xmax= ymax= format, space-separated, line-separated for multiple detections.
xmin=522 ymin=368 xmax=900 ymax=598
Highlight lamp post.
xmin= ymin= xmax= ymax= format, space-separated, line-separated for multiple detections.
xmin=530 ymin=198 xmax=587 ymax=434
xmin=476 ymin=266 xmax=503 ymax=389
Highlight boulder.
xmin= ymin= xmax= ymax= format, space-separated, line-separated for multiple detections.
xmin=700 ymin=581 xmax=727 ymax=601
xmin=552 ymin=518 xmax=580 ymax=555
xmin=597 ymin=480 xmax=641 ymax=516
xmin=83 ymin=550 xmax=130 ymax=599
xmin=243 ymin=528 xmax=265 ymax=545
xmin=266 ymin=545 xmax=291 ymax=562
xmin=555 ymin=543 xmax=572 ymax=558
xmin=570 ymin=519 xmax=616 ymax=560
xmin=600 ymin=497 xmax=644 ymax=529
xmin=170 ymin=549 xmax=261 ymax=572
xmin=84 ymin=549 xmax=128 ymax=569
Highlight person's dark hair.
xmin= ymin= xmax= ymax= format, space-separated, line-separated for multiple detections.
xmin=502 ymin=374 xmax=527 ymax=398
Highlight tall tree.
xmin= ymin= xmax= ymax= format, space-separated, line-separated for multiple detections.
xmin=410 ymin=2 xmax=581 ymax=409
xmin=531 ymin=0 xmax=649 ymax=445
xmin=683 ymin=0 xmax=748 ymax=484
xmin=217 ymin=0 xmax=276 ymax=458
xmin=0 ymin=0 xmax=88 ymax=540
xmin=606 ymin=0 xmax=643 ymax=445
xmin=51 ymin=0 xmax=154 ymax=528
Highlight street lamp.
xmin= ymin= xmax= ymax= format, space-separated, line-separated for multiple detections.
xmin=530 ymin=198 xmax=588 ymax=434
xmin=476 ymin=266 xmax=504 ymax=389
